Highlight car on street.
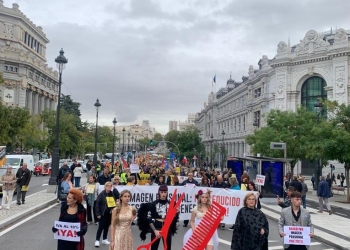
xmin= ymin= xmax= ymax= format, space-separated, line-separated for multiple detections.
xmin=34 ymin=159 xmax=52 ymax=177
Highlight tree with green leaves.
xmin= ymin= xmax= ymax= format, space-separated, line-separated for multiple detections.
xmin=60 ymin=94 xmax=81 ymax=117
xmin=246 ymin=108 xmax=319 ymax=173
xmin=176 ymin=125 xmax=205 ymax=161
xmin=164 ymin=130 xmax=180 ymax=152
xmin=312 ymin=101 xmax=350 ymax=202
xmin=0 ymin=103 xmax=31 ymax=151
xmin=41 ymin=109 xmax=82 ymax=158
xmin=15 ymin=115 xmax=47 ymax=152
xmin=152 ymin=132 xmax=163 ymax=146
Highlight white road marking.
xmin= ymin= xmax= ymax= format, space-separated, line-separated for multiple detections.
xmin=0 ymin=203 xmax=58 ymax=236
xmin=268 ymin=246 xmax=283 ymax=250
xmin=335 ymin=212 xmax=347 ymax=216
xmin=41 ymin=184 xmax=48 ymax=186
xmin=218 ymin=238 xmax=231 ymax=245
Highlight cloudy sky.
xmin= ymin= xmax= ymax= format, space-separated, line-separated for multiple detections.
xmin=11 ymin=0 xmax=350 ymax=134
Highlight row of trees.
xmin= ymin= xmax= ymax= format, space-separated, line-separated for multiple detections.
xmin=246 ymin=101 xmax=350 ymax=202
xmin=164 ymin=125 xmax=205 ymax=162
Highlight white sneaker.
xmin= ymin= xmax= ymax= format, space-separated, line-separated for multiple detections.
xmin=6 ymin=207 xmax=10 ymax=210
xmin=102 ymin=239 xmax=110 ymax=245
xmin=95 ymin=240 xmax=100 ymax=247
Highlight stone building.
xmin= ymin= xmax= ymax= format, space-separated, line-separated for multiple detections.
xmin=195 ymin=28 xmax=350 ymax=174
xmin=169 ymin=120 xmax=178 ymax=132
xmin=0 ymin=2 xmax=58 ymax=114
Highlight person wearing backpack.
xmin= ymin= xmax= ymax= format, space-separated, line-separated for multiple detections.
xmin=57 ymin=162 xmax=71 ymax=201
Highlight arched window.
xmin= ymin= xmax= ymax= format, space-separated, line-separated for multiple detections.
xmin=301 ymin=76 xmax=327 ymax=111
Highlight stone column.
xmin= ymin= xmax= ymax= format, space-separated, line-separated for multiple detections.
xmin=33 ymin=93 xmax=38 ymax=115
xmin=27 ymin=90 xmax=33 ymax=115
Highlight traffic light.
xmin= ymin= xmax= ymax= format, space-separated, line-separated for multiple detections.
xmin=150 ymin=140 xmax=153 ymax=146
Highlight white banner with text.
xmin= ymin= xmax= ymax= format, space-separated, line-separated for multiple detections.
xmin=101 ymin=186 xmax=255 ymax=223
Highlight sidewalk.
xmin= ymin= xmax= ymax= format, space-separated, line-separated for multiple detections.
xmin=304 ymin=175 xmax=350 ymax=211
xmin=0 ymin=177 xmax=88 ymax=230
xmin=0 ymin=190 xmax=57 ymax=230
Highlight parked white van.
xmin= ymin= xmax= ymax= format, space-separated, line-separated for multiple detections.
xmin=5 ymin=155 xmax=35 ymax=173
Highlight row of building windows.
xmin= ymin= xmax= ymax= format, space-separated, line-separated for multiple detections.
xmin=4 ymin=65 xmax=18 ymax=72
xmin=217 ymin=114 xmax=247 ymax=135
xmin=23 ymin=31 xmax=42 ymax=55
xmin=219 ymin=95 xmax=248 ymax=117
xmin=28 ymin=71 xmax=57 ymax=90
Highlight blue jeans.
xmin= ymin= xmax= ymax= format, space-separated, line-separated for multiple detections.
xmin=302 ymin=196 xmax=306 ymax=209
xmin=57 ymin=181 xmax=61 ymax=199
xmin=74 ymin=177 xmax=81 ymax=187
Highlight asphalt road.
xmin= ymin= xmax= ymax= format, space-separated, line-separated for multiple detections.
xmin=0 ymin=174 xmax=50 ymax=202
xmin=0 ymin=204 xmax=335 ymax=250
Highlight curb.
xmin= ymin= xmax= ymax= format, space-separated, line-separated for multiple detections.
xmin=263 ymin=209 xmax=350 ymax=250
xmin=0 ymin=196 xmax=57 ymax=231
xmin=306 ymin=197 xmax=350 ymax=212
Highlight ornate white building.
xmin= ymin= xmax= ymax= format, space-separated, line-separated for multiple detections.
xmin=0 ymin=2 xmax=58 ymax=114
xmin=195 ymin=28 xmax=350 ymax=174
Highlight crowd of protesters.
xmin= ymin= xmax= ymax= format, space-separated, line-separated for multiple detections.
xmin=51 ymin=158 xmax=328 ymax=250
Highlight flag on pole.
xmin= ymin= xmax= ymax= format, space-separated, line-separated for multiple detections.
xmin=212 ymin=74 xmax=216 ymax=86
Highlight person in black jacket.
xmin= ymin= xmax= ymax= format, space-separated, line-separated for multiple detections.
xmin=70 ymin=160 xmax=77 ymax=185
xmin=57 ymin=163 xmax=71 ymax=201
xmin=180 ymin=172 xmax=198 ymax=227
xmin=16 ymin=163 xmax=31 ymax=205
xmin=97 ymin=167 xmax=111 ymax=185
xmin=94 ymin=181 xmax=118 ymax=247
xmin=213 ymin=175 xmax=228 ymax=189
xmin=289 ymin=176 xmax=302 ymax=193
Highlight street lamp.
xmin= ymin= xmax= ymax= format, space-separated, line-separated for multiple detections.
xmin=127 ymin=132 xmax=131 ymax=163
xmin=93 ymin=99 xmax=101 ymax=167
xmin=49 ymin=49 xmax=68 ymax=186
xmin=122 ymin=127 xmax=126 ymax=155
xmin=210 ymin=134 xmax=214 ymax=167
xmin=131 ymin=136 xmax=134 ymax=151
xmin=314 ymin=100 xmax=323 ymax=190
xmin=221 ymin=130 xmax=225 ymax=171
xmin=112 ymin=118 xmax=117 ymax=167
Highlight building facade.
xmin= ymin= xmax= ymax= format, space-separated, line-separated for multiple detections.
xmin=169 ymin=120 xmax=178 ymax=132
xmin=195 ymin=28 xmax=350 ymax=174
xmin=110 ymin=120 xmax=157 ymax=152
xmin=0 ymin=2 xmax=59 ymax=114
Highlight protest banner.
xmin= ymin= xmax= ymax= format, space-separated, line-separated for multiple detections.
xmin=102 ymin=186 xmax=252 ymax=224
xmin=53 ymin=221 xmax=81 ymax=242
xmin=255 ymin=175 xmax=266 ymax=186
xmin=130 ymin=164 xmax=140 ymax=174
xmin=283 ymin=226 xmax=311 ymax=245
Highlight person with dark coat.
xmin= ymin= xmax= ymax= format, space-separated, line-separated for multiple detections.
xmin=289 ymin=176 xmax=302 ymax=193
xmin=98 ymin=167 xmax=111 ymax=185
xmin=326 ymin=174 xmax=332 ymax=189
xmin=94 ymin=182 xmax=118 ymax=247
xmin=70 ymin=160 xmax=77 ymax=185
xmin=317 ymin=176 xmax=333 ymax=215
xmin=231 ymin=192 xmax=269 ymax=250
xmin=213 ymin=175 xmax=228 ymax=189
xmin=180 ymin=172 xmax=199 ymax=227
xmin=277 ymin=186 xmax=296 ymax=208
xmin=52 ymin=189 xmax=88 ymax=250
xmin=137 ymin=185 xmax=179 ymax=250
xmin=16 ymin=163 xmax=31 ymax=205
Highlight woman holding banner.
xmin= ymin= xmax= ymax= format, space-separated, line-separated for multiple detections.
xmin=52 ymin=189 xmax=87 ymax=250
xmin=231 ymin=192 xmax=269 ymax=250
xmin=110 ymin=190 xmax=137 ymax=250
xmin=183 ymin=189 xmax=219 ymax=250
xmin=83 ymin=175 xmax=100 ymax=224
xmin=94 ymin=182 xmax=118 ymax=247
